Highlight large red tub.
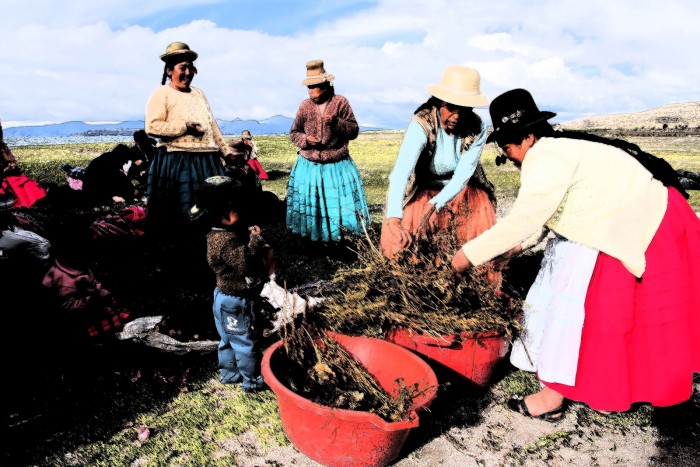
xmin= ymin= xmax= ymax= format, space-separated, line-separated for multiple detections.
xmin=261 ymin=333 xmax=438 ymax=467
xmin=386 ymin=328 xmax=509 ymax=386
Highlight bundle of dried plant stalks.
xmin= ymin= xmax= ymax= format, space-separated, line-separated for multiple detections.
xmin=271 ymin=229 xmax=518 ymax=421
xmin=277 ymin=325 xmax=420 ymax=422
xmin=312 ymin=229 xmax=522 ymax=340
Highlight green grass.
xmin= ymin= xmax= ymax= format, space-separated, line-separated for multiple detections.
xmin=7 ymin=132 xmax=700 ymax=465
xmin=27 ymin=363 xmax=287 ymax=467
xmin=16 ymin=132 xmax=696 ymax=211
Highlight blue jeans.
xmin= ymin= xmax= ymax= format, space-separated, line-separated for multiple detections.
xmin=212 ymin=288 xmax=264 ymax=390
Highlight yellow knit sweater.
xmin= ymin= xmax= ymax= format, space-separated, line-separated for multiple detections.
xmin=462 ymin=137 xmax=668 ymax=277
xmin=145 ymin=85 xmax=230 ymax=155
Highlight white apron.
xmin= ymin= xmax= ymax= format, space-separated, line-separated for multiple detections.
xmin=510 ymin=234 xmax=599 ymax=386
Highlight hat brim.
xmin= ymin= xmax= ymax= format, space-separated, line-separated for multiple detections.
xmin=160 ymin=50 xmax=198 ymax=62
xmin=302 ymin=73 xmax=334 ymax=86
xmin=426 ymin=84 xmax=489 ymax=108
xmin=486 ymin=111 xmax=557 ymax=143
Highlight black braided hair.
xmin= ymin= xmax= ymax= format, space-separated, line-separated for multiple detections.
xmin=160 ymin=61 xmax=198 ymax=85
xmin=499 ymin=122 xmax=689 ymax=199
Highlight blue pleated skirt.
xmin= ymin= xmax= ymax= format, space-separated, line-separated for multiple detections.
xmin=286 ymin=155 xmax=370 ymax=242
xmin=146 ymin=147 xmax=225 ymax=226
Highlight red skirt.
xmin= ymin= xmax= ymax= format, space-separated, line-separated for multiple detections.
xmin=247 ymin=159 xmax=268 ymax=180
xmin=543 ymin=188 xmax=700 ymax=411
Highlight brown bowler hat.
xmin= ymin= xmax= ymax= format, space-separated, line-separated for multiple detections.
xmin=160 ymin=42 xmax=198 ymax=62
xmin=302 ymin=60 xmax=335 ymax=86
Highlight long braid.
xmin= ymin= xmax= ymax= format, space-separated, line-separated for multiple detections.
xmin=550 ymin=129 xmax=689 ymax=199
xmin=161 ymin=65 xmax=169 ymax=85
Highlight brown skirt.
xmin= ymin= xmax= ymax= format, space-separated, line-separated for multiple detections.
xmin=380 ymin=183 xmax=500 ymax=285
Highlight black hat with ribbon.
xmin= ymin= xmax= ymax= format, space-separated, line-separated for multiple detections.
xmin=486 ymin=88 xmax=556 ymax=144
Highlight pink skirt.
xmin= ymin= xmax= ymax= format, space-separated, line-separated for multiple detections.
xmin=543 ymin=188 xmax=700 ymax=411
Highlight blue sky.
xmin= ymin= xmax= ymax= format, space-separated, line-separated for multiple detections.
xmin=1 ymin=0 xmax=699 ymax=130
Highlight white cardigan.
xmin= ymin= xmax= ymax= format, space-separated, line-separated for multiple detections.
xmin=462 ymin=137 xmax=668 ymax=277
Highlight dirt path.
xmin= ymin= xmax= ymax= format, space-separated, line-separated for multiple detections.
xmin=222 ymin=366 xmax=700 ymax=467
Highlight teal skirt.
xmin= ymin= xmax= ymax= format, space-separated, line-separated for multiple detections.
xmin=146 ymin=148 xmax=225 ymax=227
xmin=286 ymin=155 xmax=370 ymax=242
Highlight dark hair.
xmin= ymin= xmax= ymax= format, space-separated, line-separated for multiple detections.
xmin=496 ymin=124 xmax=689 ymax=198
xmin=414 ymin=97 xmax=483 ymax=138
xmin=493 ymin=121 xmax=556 ymax=147
xmin=161 ymin=61 xmax=198 ymax=85
xmin=193 ymin=178 xmax=254 ymax=231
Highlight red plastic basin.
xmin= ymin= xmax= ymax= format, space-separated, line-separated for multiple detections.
xmin=386 ymin=328 xmax=509 ymax=386
xmin=261 ymin=333 xmax=438 ymax=467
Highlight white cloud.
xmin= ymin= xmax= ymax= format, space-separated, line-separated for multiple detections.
xmin=1 ymin=0 xmax=699 ymax=129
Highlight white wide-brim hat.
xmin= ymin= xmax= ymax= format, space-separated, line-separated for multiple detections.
xmin=426 ymin=65 xmax=489 ymax=108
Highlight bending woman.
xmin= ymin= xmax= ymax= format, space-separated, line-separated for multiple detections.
xmin=381 ymin=66 xmax=498 ymax=272
xmin=452 ymin=88 xmax=700 ymax=418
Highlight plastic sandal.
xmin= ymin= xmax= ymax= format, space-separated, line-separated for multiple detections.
xmin=507 ymin=394 xmax=566 ymax=422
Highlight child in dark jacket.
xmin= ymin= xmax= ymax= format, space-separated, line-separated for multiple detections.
xmin=192 ymin=175 xmax=274 ymax=391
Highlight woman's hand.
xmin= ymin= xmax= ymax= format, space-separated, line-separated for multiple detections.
xmin=323 ymin=114 xmax=336 ymax=127
xmin=185 ymin=121 xmax=205 ymax=136
xmin=306 ymin=135 xmax=320 ymax=147
xmin=451 ymin=248 xmax=472 ymax=278
xmin=387 ymin=217 xmax=412 ymax=249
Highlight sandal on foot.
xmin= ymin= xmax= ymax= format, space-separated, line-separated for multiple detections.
xmin=507 ymin=395 xmax=566 ymax=422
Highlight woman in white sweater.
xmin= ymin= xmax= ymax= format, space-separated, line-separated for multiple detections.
xmin=145 ymin=42 xmax=230 ymax=230
xmin=452 ymin=88 xmax=700 ymax=420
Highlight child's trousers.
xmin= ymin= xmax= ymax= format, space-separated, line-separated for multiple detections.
xmin=212 ymin=288 xmax=264 ymax=390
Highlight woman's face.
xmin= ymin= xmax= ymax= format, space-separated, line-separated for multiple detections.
xmin=167 ymin=61 xmax=196 ymax=91
xmin=498 ymin=135 xmax=534 ymax=169
xmin=438 ymin=102 xmax=470 ymax=135
xmin=307 ymin=83 xmax=330 ymax=104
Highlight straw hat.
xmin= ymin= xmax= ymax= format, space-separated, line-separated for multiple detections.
xmin=486 ymin=88 xmax=557 ymax=143
xmin=426 ymin=66 xmax=489 ymax=108
xmin=160 ymin=41 xmax=198 ymax=62
xmin=302 ymin=60 xmax=335 ymax=86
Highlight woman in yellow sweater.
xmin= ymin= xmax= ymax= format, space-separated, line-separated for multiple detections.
xmin=145 ymin=42 xmax=230 ymax=230
xmin=452 ymin=88 xmax=700 ymax=419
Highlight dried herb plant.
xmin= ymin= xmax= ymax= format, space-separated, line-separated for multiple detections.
xmin=277 ymin=324 xmax=422 ymax=422
xmin=313 ymin=227 xmax=522 ymax=340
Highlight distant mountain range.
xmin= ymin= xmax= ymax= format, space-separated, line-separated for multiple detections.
xmin=3 ymin=115 xmax=382 ymax=138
